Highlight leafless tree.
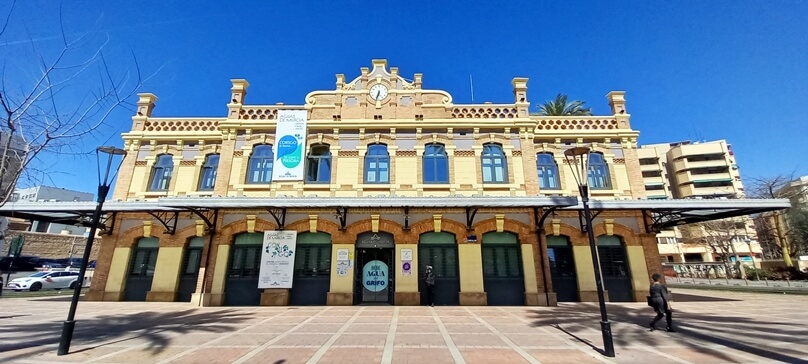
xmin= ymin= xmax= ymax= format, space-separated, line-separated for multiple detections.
xmin=748 ymin=173 xmax=807 ymax=267
xmin=0 ymin=1 xmax=157 ymax=206
xmin=680 ymin=219 xmax=748 ymax=278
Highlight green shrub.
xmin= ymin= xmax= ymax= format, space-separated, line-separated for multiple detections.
xmin=744 ymin=267 xmax=772 ymax=280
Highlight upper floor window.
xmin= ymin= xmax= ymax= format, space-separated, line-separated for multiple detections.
xmin=306 ymin=144 xmax=332 ymax=183
xmin=423 ymin=143 xmax=449 ymax=183
xmin=482 ymin=143 xmax=508 ymax=183
xmin=536 ymin=153 xmax=560 ymax=189
xmin=364 ymin=144 xmax=389 ymax=183
xmin=588 ymin=152 xmax=611 ymax=189
xmin=247 ymin=144 xmax=273 ymax=184
xmin=198 ymin=154 xmax=219 ymax=191
xmin=148 ymin=154 xmax=174 ymax=191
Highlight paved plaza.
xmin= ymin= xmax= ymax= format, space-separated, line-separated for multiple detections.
xmin=1 ymin=289 xmax=807 ymax=364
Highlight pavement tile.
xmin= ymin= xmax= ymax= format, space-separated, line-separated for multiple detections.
xmin=394 ymin=333 xmax=445 ymax=346
xmin=450 ymin=333 xmax=508 ymax=347
xmin=460 ymin=348 xmax=531 ymax=364
xmin=443 ymin=323 xmax=490 ymax=333
xmin=100 ymin=347 xmax=191 ymax=363
xmin=241 ymin=347 xmax=318 ymax=364
xmin=391 ymin=348 xmax=455 ymax=364
xmin=2 ymin=288 xmax=808 ymax=363
xmin=332 ymin=332 xmax=388 ymax=346
xmin=169 ymin=347 xmax=254 ymax=364
xmin=294 ymin=323 xmax=345 ymax=333
xmin=317 ymin=347 xmax=384 ymax=364
xmin=396 ymin=323 xmax=441 ymax=333
xmin=528 ymin=349 xmax=604 ymax=364
xmin=215 ymin=333 xmax=278 ymax=346
xmin=273 ymin=333 xmax=335 ymax=347
xmin=344 ymin=323 xmax=390 ymax=333
xmin=663 ymin=348 xmax=750 ymax=363
xmin=241 ymin=323 xmax=298 ymax=333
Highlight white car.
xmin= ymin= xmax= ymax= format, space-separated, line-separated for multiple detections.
xmin=7 ymin=271 xmax=80 ymax=291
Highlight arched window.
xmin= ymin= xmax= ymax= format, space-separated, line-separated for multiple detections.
xmin=246 ymin=144 xmax=274 ymax=184
xmin=588 ymin=152 xmax=611 ymax=189
xmin=364 ymin=144 xmax=389 ymax=183
xmin=198 ymin=154 xmax=219 ymax=191
xmin=306 ymin=144 xmax=332 ymax=183
xmin=536 ymin=153 xmax=560 ymax=189
xmin=148 ymin=154 xmax=174 ymax=191
xmin=481 ymin=143 xmax=508 ymax=183
xmin=423 ymin=143 xmax=449 ymax=183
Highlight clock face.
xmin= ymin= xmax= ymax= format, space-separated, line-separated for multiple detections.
xmin=369 ymin=84 xmax=389 ymax=101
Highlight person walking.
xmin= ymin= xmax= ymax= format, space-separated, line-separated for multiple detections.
xmin=425 ymin=265 xmax=436 ymax=307
xmin=649 ymin=273 xmax=675 ymax=332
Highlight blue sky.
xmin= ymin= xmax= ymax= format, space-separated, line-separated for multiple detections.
xmin=1 ymin=0 xmax=806 ymax=196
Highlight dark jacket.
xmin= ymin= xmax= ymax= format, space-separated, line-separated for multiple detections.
xmin=649 ymin=282 xmax=670 ymax=314
xmin=425 ymin=270 xmax=436 ymax=285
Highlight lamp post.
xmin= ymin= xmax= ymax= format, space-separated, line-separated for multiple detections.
xmin=58 ymin=146 xmax=126 ymax=356
xmin=563 ymin=146 xmax=615 ymax=358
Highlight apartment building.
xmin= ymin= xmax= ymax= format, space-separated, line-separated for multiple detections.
xmin=638 ymin=140 xmax=761 ymax=263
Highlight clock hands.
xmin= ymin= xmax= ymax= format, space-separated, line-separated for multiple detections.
xmin=375 ymin=91 xmax=381 ymax=100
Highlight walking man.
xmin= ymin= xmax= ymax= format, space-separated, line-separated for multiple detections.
xmin=425 ymin=265 xmax=436 ymax=306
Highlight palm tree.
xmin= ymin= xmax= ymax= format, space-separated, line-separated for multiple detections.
xmin=537 ymin=94 xmax=592 ymax=116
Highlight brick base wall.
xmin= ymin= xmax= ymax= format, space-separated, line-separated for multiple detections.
xmin=6 ymin=230 xmax=100 ymax=260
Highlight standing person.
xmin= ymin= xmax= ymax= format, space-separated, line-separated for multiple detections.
xmin=425 ymin=265 xmax=436 ymax=307
xmin=649 ymin=273 xmax=675 ymax=332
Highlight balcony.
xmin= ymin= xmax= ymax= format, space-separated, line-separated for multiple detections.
xmin=678 ymin=184 xmax=736 ymax=198
xmin=677 ymin=172 xmax=733 ymax=185
xmin=671 ymin=157 xmax=729 ymax=172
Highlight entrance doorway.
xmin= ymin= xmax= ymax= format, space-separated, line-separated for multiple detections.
xmin=124 ymin=237 xmax=159 ymax=301
xmin=354 ymin=232 xmax=395 ymax=304
xmin=597 ymin=235 xmax=633 ymax=302
xmin=547 ymin=236 xmax=578 ymax=302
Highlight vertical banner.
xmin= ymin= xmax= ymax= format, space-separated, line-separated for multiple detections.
xmin=258 ymin=231 xmax=298 ymax=289
xmin=273 ymin=110 xmax=308 ymax=181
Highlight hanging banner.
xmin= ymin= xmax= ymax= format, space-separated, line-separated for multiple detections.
xmin=273 ymin=110 xmax=308 ymax=181
xmin=258 ymin=230 xmax=298 ymax=288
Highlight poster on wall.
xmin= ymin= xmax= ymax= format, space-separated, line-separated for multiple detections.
xmin=273 ymin=110 xmax=308 ymax=181
xmin=258 ymin=230 xmax=298 ymax=289
xmin=336 ymin=248 xmax=350 ymax=276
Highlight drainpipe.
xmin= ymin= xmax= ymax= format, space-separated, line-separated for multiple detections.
xmin=197 ymin=209 xmax=219 ymax=307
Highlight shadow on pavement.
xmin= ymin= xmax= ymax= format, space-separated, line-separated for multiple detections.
xmin=669 ymin=293 xmax=742 ymax=302
xmin=527 ymin=304 xmax=808 ymax=364
xmin=0 ymin=306 xmax=254 ymax=361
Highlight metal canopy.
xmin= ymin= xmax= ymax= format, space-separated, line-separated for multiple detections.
xmin=559 ymin=199 xmax=791 ymax=232
xmin=0 ymin=196 xmax=789 ymax=234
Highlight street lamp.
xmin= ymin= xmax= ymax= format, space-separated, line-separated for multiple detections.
xmin=58 ymin=146 xmax=126 ymax=356
xmin=563 ymin=146 xmax=615 ymax=358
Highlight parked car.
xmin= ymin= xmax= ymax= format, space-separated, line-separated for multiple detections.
xmin=6 ymin=271 xmax=80 ymax=291
xmin=0 ymin=256 xmax=42 ymax=271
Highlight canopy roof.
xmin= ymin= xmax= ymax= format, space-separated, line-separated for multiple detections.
xmin=0 ymin=196 xmax=790 ymax=232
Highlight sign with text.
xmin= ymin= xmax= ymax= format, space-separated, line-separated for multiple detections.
xmin=362 ymin=260 xmax=389 ymax=292
xmin=272 ymin=110 xmax=308 ymax=181
xmin=258 ymin=230 xmax=297 ymax=288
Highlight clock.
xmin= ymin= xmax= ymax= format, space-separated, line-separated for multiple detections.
xmin=369 ymin=83 xmax=389 ymax=101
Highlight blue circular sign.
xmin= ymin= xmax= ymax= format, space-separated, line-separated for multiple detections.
xmin=362 ymin=260 xmax=388 ymax=292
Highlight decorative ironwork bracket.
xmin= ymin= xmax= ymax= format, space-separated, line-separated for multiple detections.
xmin=148 ymin=211 xmax=179 ymax=235
xmin=403 ymin=207 xmax=411 ymax=231
xmin=100 ymin=212 xmax=117 ymax=235
xmin=534 ymin=206 xmax=560 ymax=233
xmin=577 ymin=209 xmax=603 ymax=233
xmin=187 ymin=207 xmax=219 ymax=234
xmin=266 ymin=207 xmax=287 ymax=230
xmin=335 ymin=207 xmax=348 ymax=231
xmin=465 ymin=207 xmax=479 ymax=231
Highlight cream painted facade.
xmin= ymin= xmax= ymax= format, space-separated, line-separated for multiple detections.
xmin=86 ymin=60 xmax=664 ymax=307
xmin=638 ymin=140 xmax=762 ymax=264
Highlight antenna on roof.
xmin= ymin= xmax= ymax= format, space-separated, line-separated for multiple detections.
xmin=469 ymin=74 xmax=475 ymax=103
